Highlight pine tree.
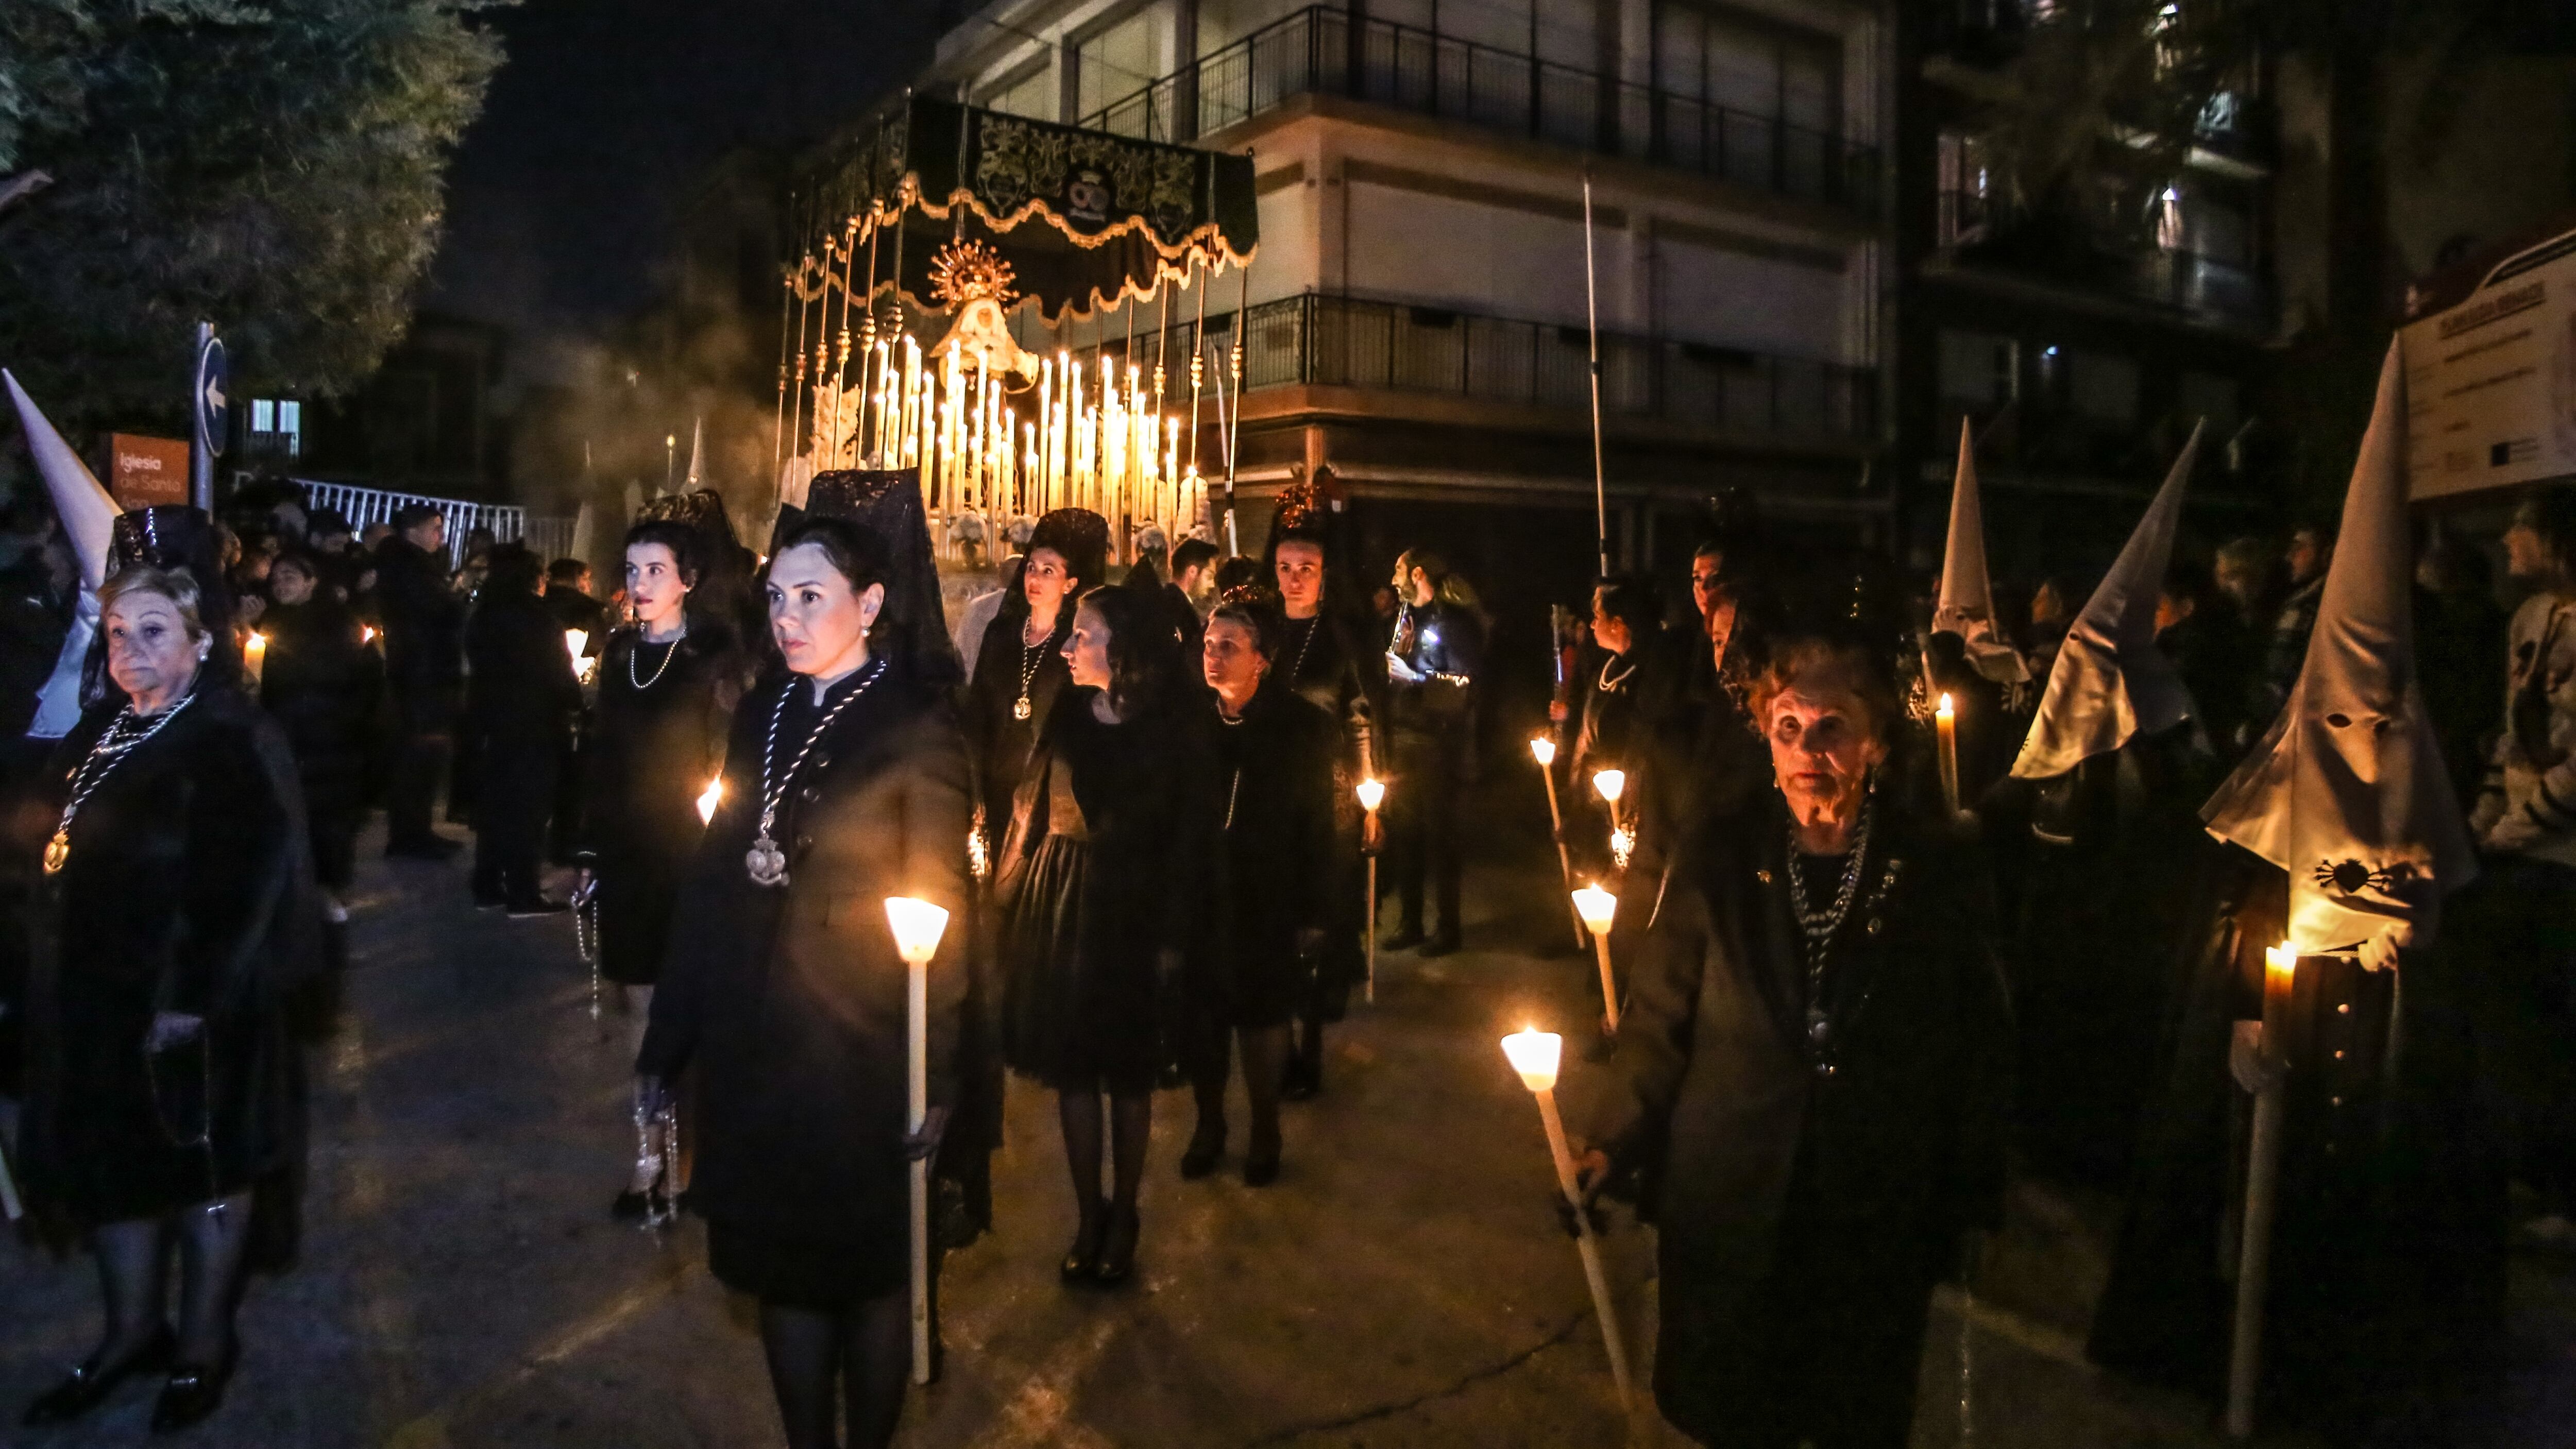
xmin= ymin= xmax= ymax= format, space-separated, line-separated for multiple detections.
xmin=0 ymin=0 xmax=505 ymax=433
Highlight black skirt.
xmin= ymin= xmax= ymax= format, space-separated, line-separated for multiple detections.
xmin=998 ymin=834 xmax=1165 ymax=1095
xmin=705 ymin=1216 xmax=908 ymax=1309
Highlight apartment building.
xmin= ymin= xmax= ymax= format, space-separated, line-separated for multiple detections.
xmin=920 ymin=0 xmax=1894 ymax=598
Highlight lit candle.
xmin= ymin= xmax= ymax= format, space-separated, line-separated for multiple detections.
xmin=244 ymin=630 xmax=268 ymax=684
xmin=1572 ymin=884 xmax=1621 ymax=1031
xmin=1590 ymin=768 xmax=1624 ymax=806
xmin=1936 ymin=693 xmax=1960 ymax=816
xmin=361 ymin=625 xmax=378 ymax=645
xmin=1495 ymin=1028 xmax=1633 ymax=1407
xmin=1355 ymin=777 xmax=1385 ymax=813
xmin=1530 ymin=737 xmax=1584 ymax=951
xmin=882 ymin=896 xmax=951 ymax=1386
xmin=1529 ymin=736 xmax=1555 ymax=768
xmin=2263 ymin=941 xmax=2296 ymax=1044
xmin=1358 ymin=778 xmax=1385 ymax=1002
xmin=696 ymin=777 xmax=723 ymax=826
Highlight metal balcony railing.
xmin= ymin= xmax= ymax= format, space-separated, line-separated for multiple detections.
xmin=1080 ymin=6 xmax=1879 ymax=218
xmin=1932 ymin=191 xmax=2272 ymax=328
xmin=1070 ymin=292 xmax=1876 ymax=444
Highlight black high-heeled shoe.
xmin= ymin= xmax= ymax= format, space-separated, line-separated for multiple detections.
xmin=1060 ymin=1199 xmax=1108 ymax=1283
xmin=23 ymin=1324 xmax=175 ymax=1425
xmin=1178 ymin=1121 xmax=1225 ymax=1180
xmin=150 ymin=1339 xmax=239 ymax=1435
xmin=1093 ymin=1204 xmax=1140 ymax=1285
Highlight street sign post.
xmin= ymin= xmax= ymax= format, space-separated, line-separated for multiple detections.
xmin=191 ymin=322 xmax=227 ymax=512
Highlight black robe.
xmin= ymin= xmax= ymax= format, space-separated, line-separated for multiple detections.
xmin=19 ymin=686 xmax=319 ymax=1226
xmin=258 ymin=595 xmax=384 ymax=887
xmin=1185 ymin=691 xmax=1338 ymax=1031
xmin=962 ymin=608 xmax=1073 ymax=845
xmin=581 ymin=626 xmax=737 ymax=984
xmin=638 ymin=665 xmax=971 ymax=1290
xmin=1265 ymin=606 xmax=1383 ymax=1003
xmin=1578 ymin=794 xmax=2010 ymax=1448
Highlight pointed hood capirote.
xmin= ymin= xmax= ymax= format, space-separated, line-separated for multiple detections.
xmin=8 ymin=369 xmax=123 ymax=739
xmin=2008 ymin=422 xmax=2205 ymax=780
xmin=1932 ymin=418 xmax=2028 ymax=684
xmin=2202 ymin=342 xmax=2476 ymax=954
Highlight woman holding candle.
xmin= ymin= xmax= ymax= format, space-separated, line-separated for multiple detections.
xmin=1179 ymin=593 xmax=1337 ymax=1185
xmin=637 ymin=516 xmax=971 ymax=1449
xmin=995 ymin=582 xmax=1200 ymax=1284
xmin=1574 ymin=634 xmax=2010 ymax=1449
xmin=1264 ymin=489 xmax=1382 ymax=1098
xmin=19 ymin=565 xmax=318 ymax=1434
xmin=577 ymin=519 xmax=743 ymax=1219
xmin=257 ymin=550 xmax=383 ymax=922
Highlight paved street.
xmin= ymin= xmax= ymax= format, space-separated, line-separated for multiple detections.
xmin=4 ymin=790 xmax=2572 ymax=1448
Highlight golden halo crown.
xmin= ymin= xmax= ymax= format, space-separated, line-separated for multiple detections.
xmin=928 ymin=240 xmax=1018 ymax=311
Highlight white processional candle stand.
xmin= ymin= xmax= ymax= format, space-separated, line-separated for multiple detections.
xmin=1501 ymin=1029 xmax=1633 ymax=1410
xmin=1529 ymin=737 xmax=1588 ymax=950
xmin=1935 ymin=693 xmax=1960 ymax=817
xmin=1357 ymin=777 xmax=1385 ymax=1002
xmin=1572 ymin=885 xmax=1621 ymax=1032
xmin=1591 ymin=768 xmax=1628 ymax=871
xmin=2225 ymin=942 xmax=2296 ymax=1439
xmin=883 ymin=896 xmax=951 ymax=1387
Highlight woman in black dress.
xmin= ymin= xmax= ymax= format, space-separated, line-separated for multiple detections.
xmin=637 ymin=518 xmax=970 ymax=1449
xmin=1574 ymin=635 xmax=2011 ymax=1449
xmin=1180 ymin=595 xmax=1337 ymax=1186
xmin=19 ymin=565 xmax=317 ymax=1434
xmin=258 ymin=550 xmax=382 ymax=922
xmin=996 ymin=582 xmax=1200 ymax=1285
xmin=963 ymin=508 xmax=1105 ymax=863
xmin=579 ymin=519 xmax=740 ymax=1218
xmin=1266 ymin=516 xmax=1382 ymax=1097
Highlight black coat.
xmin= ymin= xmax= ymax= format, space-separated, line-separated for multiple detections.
xmin=372 ymin=536 xmax=464 ymax=697
xmin=581 ymin=627 xmax=738 ymax=984
xmin=637 ymin=665 xmax=972 ymax=1250
xmin=18 ymin=685 xmax=319 ymax=1225
xmin=465 ymin=589 xmax=580 ymax=746
xmin=1579 ymin=794 xmax=2010 ymax=1447
xmin=962 ymin=608 xmax=1073 ymax=841
xmin=1185 ymin=691 xmax=1338 ymax=1028
xmin=258 ymin=596 xmax=383 ymax=827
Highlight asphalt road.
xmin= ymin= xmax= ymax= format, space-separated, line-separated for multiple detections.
xmin=3 ymin=798 xmax=2569 ymax=1447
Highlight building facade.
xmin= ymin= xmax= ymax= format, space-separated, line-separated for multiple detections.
xmin=922 ymin=0 xmax=1895 ymax=611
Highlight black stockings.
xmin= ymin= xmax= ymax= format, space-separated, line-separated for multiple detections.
xmin=1192 ymin=1026 xmax=1289 ymax=1153
xmin=756 ymin=1291 xmax=911 ymax=1449
xmin=1058 ymin=1089 xmax=1151 ymax=1218
xmin=92 ymin=1192 xmax=252 ymax=1371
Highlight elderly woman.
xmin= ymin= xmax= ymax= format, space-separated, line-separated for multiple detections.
xmin=1180 ymin=594 xmax=1336 ymax=1186
xmin=19 ymin=566 xmax=315 ymax=1434
xmin=637 ymin=517 xmax=970 ymax=1449
xmin=1576 ymin=635 xmax=2010 ymax=1449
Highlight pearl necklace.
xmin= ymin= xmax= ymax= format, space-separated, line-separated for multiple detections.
xmin=629 ymin=623 xmax=687 ymax=690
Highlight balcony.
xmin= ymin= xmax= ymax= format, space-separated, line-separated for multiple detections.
xmin=1933 ymin=191 xmax=2273 ymax=331
xmin=1080 ymin=6 xmax=1879 ymax=220
xmin=1072 ymin=292 xmax=1876 ymax=446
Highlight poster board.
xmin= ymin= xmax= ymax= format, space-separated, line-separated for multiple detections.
xmin=103 ymin=433 xmax=190 ymax=509
xmin=2401 ymin=226 xmax=2576 ymax=499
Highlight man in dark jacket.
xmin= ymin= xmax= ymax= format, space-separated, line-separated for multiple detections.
xmin=543 ymin=557 xmax=608 ymax=863
xmin=465 ymin=544 xmax=579 ymax=913
xmin=1382 ymin=548 xmax=1481 ymax=956
xmin=376 ymin=504 xmax=467 ymax=858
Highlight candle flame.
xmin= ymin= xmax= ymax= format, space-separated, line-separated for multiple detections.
xmin=1356 ymin=777 xmax=1385 ymax=812
xmin=1500 ymin=1028 xmax=1563 ymax=1093
xmin=883 ymin=896 xmax=951 ymax=965
xmin=1572 ymin=883 xmax=1617 ymax=936
xmin=1529 ymin=736 xmax=1556 ymax=766
xmin=1591 ymin=768 xmax=1625 ymax=804
xmin=696 ymin=777 xmax=722 ymax=825
xmin=1937 ymin=692 xmax=1955 ymax=719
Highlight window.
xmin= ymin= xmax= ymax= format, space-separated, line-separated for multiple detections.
xmin=984 ymin=61 xmax=1054 ymax=121
xmin=1938 ymin=330 xmax=2018 ymax=406
xmin=2068 ymin=351 xmax=2140 ymax=426
xmin=251 ymin=399 xmax=275 ymax=432
xmin=1655 ymin=3 xmax=1840 ymax=133
xmin=1075 ymin=8 xmax=1168 ymax=122
xmin=249 ymin=397 xmax=301 ymax=458
xmin=1937 ymin=133 xmax=1997 ymax=245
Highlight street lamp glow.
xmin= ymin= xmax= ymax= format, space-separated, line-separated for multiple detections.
xmin=1356 ymin=777 xmax=1385 ymax=812
xmin=884 ymin=897 xmax=951 ymax=965
xmin=1591 ymin=768 xmax=1624 ymax=805
xmin=1501 ymin=1028 xmax=1562 ymax=1093
xmin=1528 ymin=736 xmax=1555 ymax=767
xmin=696 ymin=777 xmax=723 ymax=825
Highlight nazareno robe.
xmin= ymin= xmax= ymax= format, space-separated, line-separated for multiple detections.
xmin=1577 ymin=792 xmax=2010 ymax=1448
xmin=19 ymin=684 xmax=320 ymax=1229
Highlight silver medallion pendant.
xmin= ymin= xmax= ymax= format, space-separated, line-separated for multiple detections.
xmin=745 ymin=833 xmax=789 ymax=888
xmin=1013 ymin=694 xmax=1032 ymax=721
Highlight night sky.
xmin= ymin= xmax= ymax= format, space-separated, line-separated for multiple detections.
xmin=426 ymin=0 xmax=943 ymax=361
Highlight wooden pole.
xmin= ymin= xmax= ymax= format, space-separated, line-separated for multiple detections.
xmin=1533 ymin=1086 xmax=1633 ymax=1410
xmin=1538 ymin=766 xmax=1587 ymax=951
xmin=2225 ymin=1024 xmax=2285 ymax=1438
xmin=1579 ymin=172 xmax=1609 ymax=578
xmin=1590 ymin=931 xmax=1621 ymax=1032
xmin=1365 ymin=855 xmax=1378 ymax=1003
